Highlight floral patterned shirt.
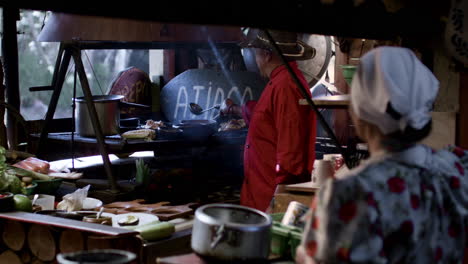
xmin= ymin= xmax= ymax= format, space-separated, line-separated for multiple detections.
xmin=299 ymin=144 xmax=468 ymax=264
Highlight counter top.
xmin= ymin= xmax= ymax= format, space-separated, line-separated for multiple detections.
xmin=0 ymin=211 xmax=138 ymax=237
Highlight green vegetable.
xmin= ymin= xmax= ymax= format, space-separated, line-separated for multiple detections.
xmin=6 ymin=171 xmax=24 ymax=194
xmin=122 ymin=220 xmax=160 ymax=230
xmin=134 ymin=222 xmax=175 ymax=241
xmin=6 ymin=165 xmax=51 ymax=181
xmin=13 ymin=194 xmax=32 ymax=212
xmin=0 ymin=147 xmax=25 ymax=194
xmin=135 ymin=159 xmax=150 ymax=185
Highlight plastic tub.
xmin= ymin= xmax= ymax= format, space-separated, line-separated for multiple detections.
xmin=270 ymin=212 xmax=304 ymax=258
xmin=25 ymin=182 xmax=38 ymax=195
xmin=271 ymin=222 xmax=291 ymax=256
xmin=33 ymin=178 xmax=63 ymax=195
xmin=289 ymin=230 xmax=303 ymax=259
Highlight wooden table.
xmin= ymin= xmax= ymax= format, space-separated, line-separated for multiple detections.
xmin=272 ymin=182 xmax=317 ymax=214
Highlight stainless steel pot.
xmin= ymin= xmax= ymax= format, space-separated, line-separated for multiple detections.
xmin=191 ymin=203 xmax=272 ymax=261
xmin=74 ymin=95 xmax=149 ymax=137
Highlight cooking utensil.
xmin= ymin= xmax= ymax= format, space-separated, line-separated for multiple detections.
xmin=82 ymin=215 xmax=113 ymax=225
xmin=191 ymin=203 xmax=272 ymax=261
xmin=73 ymin=95 xmax=150 ymax=137
xmin=96 ymin=207 xmax=104 ymax=219
xmin=174 ymin=120 xmax=217 ymax=141
xmin=188 ymin=103 xmax=220 ymax=115
xmin=32 ymin=194 xmax=39 ymax=206
xmin=83 ymin=197 xmax=103 ymax=210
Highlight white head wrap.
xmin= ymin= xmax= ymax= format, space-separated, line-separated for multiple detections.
xmin=350 ymin=47 xmax=439 ymax=135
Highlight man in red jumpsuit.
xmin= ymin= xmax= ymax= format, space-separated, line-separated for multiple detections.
xmin=223 ymin=29 xmax=317 ymax=211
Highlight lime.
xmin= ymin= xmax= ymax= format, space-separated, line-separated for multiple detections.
xmin=13 ymin=194 xmax=32 ymax=212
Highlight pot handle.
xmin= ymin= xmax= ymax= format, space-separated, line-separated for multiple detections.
xmin=210 ymin=224 xmax=226 ymax=250
xmin=119 ymin=101 xmax=150 ymax=109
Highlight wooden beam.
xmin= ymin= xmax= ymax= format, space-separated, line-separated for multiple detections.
xmin=0 ymin=2 xmax=444 ymax=40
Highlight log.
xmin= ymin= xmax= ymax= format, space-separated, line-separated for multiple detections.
xmin=86 ymin=235 xmax=113 ymax=250
xmin=20 ymin=249 xmax=32 ymax=263
xmin=28 ymin=224 xmax=56 ymax=262
xmin=2 ymin=220 xmax=25 ymax=251
xmin=59 ymin=229 xmax=84 ymax=253
xmin=0 ymin=250 xmax=22 ymax=264
xmin=31 ymin=258 xmax=46 ymax=264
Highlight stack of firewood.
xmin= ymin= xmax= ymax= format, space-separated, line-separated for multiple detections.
xmin=0 ymin=220 xmax=141 ymax=263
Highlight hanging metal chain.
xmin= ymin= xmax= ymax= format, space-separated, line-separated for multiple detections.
xmin=83 ymin=51 xmax=105 ymax=95
xmin=71 ymin=65 xmax=77 ymax=170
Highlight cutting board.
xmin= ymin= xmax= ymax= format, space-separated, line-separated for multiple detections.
xmin=100 ymin=200 xmax=196 ymax=221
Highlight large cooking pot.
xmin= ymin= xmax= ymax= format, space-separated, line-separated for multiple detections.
xmin=191 ymin=203 xmax=272 ymax=261
xmin=74 ymin=95 xmax=149 ymax=137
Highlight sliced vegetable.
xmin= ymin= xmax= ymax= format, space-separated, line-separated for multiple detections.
xmin=122 ymin=220 xmax=160 ymax=230
xmin=134 ymin=222 xmax=175 ymax=241
xmin=118 ymin=215 xmax=140 ymax=226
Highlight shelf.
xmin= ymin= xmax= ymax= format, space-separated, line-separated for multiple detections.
xmin=300 ymin=94 xmax=350 ymax=109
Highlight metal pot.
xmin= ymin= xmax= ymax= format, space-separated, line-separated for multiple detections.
xmin=57 ymin=249 xmax=136 ymax=264
xmin=74 ymin=95 xmax=149 ymax=137
xmin=191 ymin=203 xmax=272 ymax=261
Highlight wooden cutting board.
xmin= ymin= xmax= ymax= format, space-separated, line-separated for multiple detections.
xmin=100 ymin=200 xmax=196 ymax=221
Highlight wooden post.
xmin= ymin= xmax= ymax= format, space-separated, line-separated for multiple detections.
xmin=0 ymin=58 xmax=7 ymax=149
xmin=2 ymin=7 xmax=20 ymax=150
xmin=72 ymin=48 xmax=118 ymax=192
xmin=37 ymin=47 xmax=72 ymax=157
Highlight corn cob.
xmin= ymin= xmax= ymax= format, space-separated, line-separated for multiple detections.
xmin=121 ymin=129 xmax=156 ymax=140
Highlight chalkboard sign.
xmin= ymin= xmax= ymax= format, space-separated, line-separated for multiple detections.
xmin=160 ymin=69 xmax=266 ymax=123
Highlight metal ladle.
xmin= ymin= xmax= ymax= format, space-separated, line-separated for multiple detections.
xmin=189 ymin=103 xmax=220 ymax=115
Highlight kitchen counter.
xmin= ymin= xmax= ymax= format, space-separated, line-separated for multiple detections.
xmin=31 ymin=131 xmax=247 ymax=160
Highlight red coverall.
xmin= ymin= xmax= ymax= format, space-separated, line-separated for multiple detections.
xmin=241 ymin=62 xmax=317 ymax=211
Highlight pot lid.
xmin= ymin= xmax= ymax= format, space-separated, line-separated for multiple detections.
xmin=297 ymin=34 xmax=333 ymax=87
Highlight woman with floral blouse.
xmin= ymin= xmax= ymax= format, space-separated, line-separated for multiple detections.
xmin=296 ymin=47 xmax=468 ymax=264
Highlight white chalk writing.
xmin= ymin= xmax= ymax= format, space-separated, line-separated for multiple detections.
xmin=242 ymin=86 xmax=253 ymax=104
xmin=174 ymin=85 xmax=255 ymax=120
xmin=174 ymin=86 xmax=188 ymax=119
